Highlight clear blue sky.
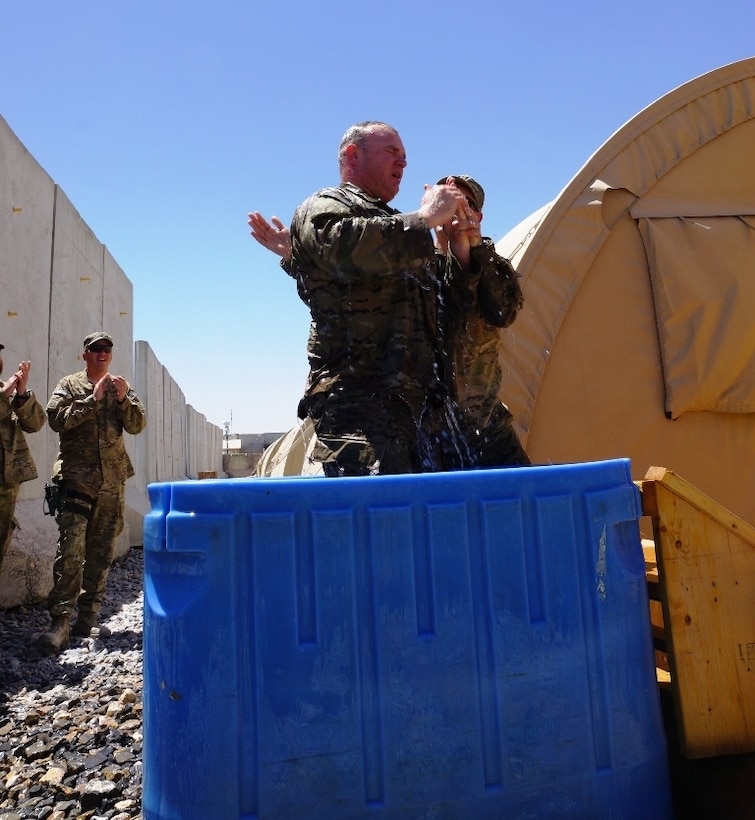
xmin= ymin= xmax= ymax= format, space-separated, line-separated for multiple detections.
xmin=1 ymin=1 xmax=753 ymax=433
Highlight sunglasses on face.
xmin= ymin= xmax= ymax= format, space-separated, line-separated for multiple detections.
xmin=87 ymin=345 xmax=112 ymax=353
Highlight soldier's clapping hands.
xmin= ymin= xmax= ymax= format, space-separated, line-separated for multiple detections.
xmin=93 ymin=374 xmax=129 ymax=402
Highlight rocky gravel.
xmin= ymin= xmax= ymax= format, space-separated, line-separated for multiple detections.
xmin=0 ymin=548 xmax=144 ymax=820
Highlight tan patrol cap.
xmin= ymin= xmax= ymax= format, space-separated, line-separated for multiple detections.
xmin=436 ymin=174 xmax=485 ymax=211
xmin=83 ymin=331 xmax=114 ymax=350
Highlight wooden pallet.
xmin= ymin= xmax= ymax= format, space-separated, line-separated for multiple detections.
xmin=638 ymin=466 xmax=755 ymax=759
xmin=642 ymin=538 xmax=672 ymax=685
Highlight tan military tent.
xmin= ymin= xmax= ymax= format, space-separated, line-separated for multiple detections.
xmin=496 ymin=56 xmax=755 ymax=527
xmin=258 ymin=57 xmax=755 ymax=529
xmin=255 ymin=417 xmax=323 ymax=477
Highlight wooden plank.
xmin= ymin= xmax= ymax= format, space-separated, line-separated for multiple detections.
xmin=643 ymin=538 xmax=660 ymax=599
xmin=641 ymin=466 xmax=755 ymax=546
xmin=649 ymin=598 xmax=666 ymax=646
xmin=639 ymin=466 xmax=755 ymax=759
xmin=642 ymin=537 xmax=666 ymax=647
xmin=656 ymin=667 xmax=672 ymax=686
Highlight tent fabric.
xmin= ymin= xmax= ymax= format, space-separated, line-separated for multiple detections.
xmin=254 ymin=417 xmax=322 ymax=477
xmin=495 ymin=57 xmax=755 ymax=526
xmin=497 ymin=57 xmax=755 ymax=438
xmin=638 ymin=215 xmax=755 ymax=418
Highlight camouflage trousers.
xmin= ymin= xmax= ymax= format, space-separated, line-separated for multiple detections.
xmin=47 ymin=480 xmax=125 ymax=619
xmin=430 ymin=401 xmax=531 ymax=471
xmin=469 ymin=403 xmax=531 ymax=468
xmin=0 ymin=483 xmax=20 ymax=575
xmin=308 ymin=391 xmax=440 ymax=477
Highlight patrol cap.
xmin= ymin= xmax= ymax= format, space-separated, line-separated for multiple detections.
xmin=83 ymin=331 xmax=114 ymax=350
xmin=436 ymin=174 xmax=485 ymax=211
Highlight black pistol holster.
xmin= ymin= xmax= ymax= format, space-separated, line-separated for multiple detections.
xmin=43 ymin=482 xmax=62 ymax=516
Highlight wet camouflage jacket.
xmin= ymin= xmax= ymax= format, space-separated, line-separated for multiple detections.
xmin=0 ymin=386 xmax=46 ymax=484
xmin=46 ymin=371 xmax=146 ymax=487
xmin=445 ymin=238 xmax=524 ymax=427
xmin=290 ymin=182 xmax=479 ymax=412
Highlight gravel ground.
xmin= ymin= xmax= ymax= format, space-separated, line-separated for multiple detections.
xmin=0 ymin=548 xmax=144 ymax=820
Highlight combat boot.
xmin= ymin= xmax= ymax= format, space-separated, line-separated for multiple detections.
xmin=36 ymin=615 xmax=70 ymax=654
xmin=71 ymin=612 xmax=112 ymax=638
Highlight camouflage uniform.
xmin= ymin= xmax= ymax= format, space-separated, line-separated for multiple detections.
xmin=290 ymin=182 xmax=478 ymax=476
xmin=0 ymin=385 xmax=46 ymax=573
xmin=438 ymin=238 xmax=530 ymax=469
xmin=45 ymin=371 xmax=146 ymax=620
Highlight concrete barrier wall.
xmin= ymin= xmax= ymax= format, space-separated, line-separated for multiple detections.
xmin=0 ymin=114 xmax=223 ymax=607
xmin=132 ymin=340 xmax=223 ymax=489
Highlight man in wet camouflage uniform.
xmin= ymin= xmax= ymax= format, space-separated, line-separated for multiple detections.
xmin=249 ymin=172 xmax=529 ymax=473
xmin=434 ymin=175 xmax=530 ymax=469
xmin=0 ymin=344 xmax=46 ymax=577
xmin=37 ymin=332 xmax=146 ymax=653
xmin=286 ymin=121 xmax=480 ymax=476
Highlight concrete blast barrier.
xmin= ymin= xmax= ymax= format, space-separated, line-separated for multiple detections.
xmin=142 ymin=459 xmax=672 ymax=819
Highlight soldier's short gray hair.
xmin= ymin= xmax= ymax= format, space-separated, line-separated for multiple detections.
xmin=338 ymin=121 xmax=394 ymax=169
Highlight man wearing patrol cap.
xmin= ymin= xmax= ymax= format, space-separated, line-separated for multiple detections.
xmin=37 ymin=331 xmax=146 ymax=653
xmin=0 ymin=343 xmax=46 ymax=578
xmin=437 ymin=174 xmax=486 ymax=214
xmin=434 ymin=174 xmax=530 ymax=468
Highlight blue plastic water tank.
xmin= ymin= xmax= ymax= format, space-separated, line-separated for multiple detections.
xmin=142 ymin=459 xmax=672 ymax=819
